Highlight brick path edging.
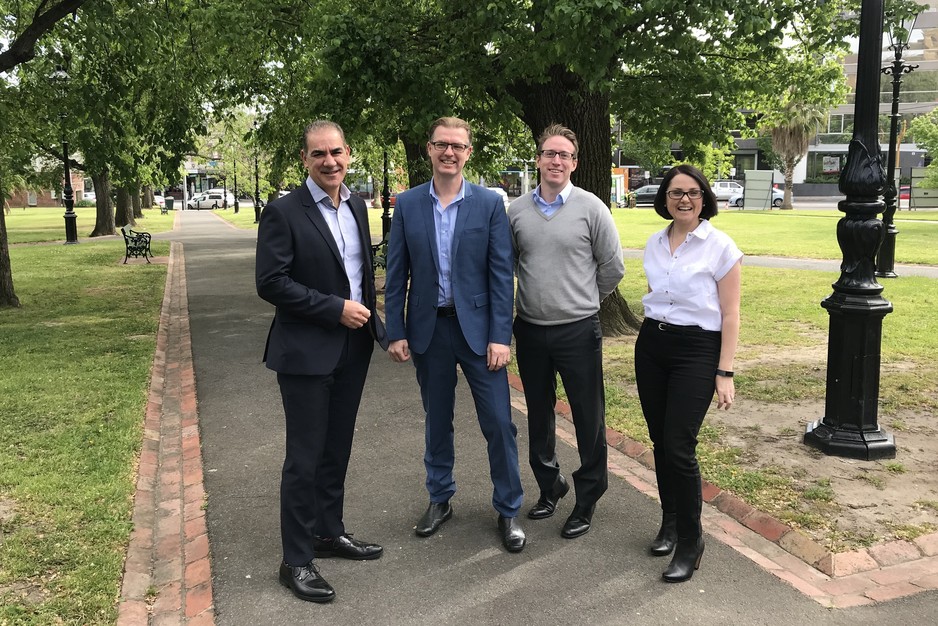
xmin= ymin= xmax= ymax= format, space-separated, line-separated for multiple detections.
xmin=506 ymin=372 xmax=938 ymax=607
xmin=116 ymin=242 xmax=216 ymax=625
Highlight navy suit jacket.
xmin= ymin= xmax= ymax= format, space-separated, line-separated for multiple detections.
xmin=256 ymin=184 xmax=388 ymax=375
xmin=384 ymin=181 xmax=513 ymax=356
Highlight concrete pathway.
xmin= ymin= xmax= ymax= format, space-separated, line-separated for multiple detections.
xmin=117 ymin=210 xmax=938 ymax=625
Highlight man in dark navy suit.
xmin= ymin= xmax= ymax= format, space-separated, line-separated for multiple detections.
xmin=385 ymin=116 xmax=526 ymax=553
xmin=256 ymin=120 xmax=388 ymax=603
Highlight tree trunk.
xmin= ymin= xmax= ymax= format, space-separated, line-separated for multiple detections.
xmin=781 ymin=156 xmax=796 ymax=210
xmin=506 ymin=66 xmax=640 ymax=335
xmin=115 ymin=186 xmax=134 ymax=228
xmin=402 ymin=138 xmax=431 ymax=188
xmin=89 ymin=171 xmax=116 ymax=237
xmin=131 ymin=183 xmax=142 ymax=219
xmin=0 ymin=178 xmax=20 ymax=308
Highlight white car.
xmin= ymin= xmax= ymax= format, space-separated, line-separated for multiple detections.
xmin=187 ymin=190 xmax=235 ymax=210
xmin=711 ymin=180 xmax=744 ymax=200
xmin=728 ymin=188 xmax=784 ymax=208
xmin=83 ymin=190 xmax=96 ymax=202
xmin=153 ymin=195 xmax=166 ymax=208
xmin=487 ymin=187 xmax=509 ymax=210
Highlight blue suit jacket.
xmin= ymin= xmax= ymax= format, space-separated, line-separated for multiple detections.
xmin=256 ymin=184 xmax=388 ymax=375
xmin=385 ymin=181 xmax=513 ymax=356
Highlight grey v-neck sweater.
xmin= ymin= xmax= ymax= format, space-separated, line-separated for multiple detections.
xmin=508 ymin=187 xmax=625 ymax=325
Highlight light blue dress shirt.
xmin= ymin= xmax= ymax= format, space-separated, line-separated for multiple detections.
xmin=532 ymin=181 xmax=574 ymax=218
xmin=305 ymin=176 xmax=364 ymax=303
xmin=429 ymin=178 xmax=466 ymax=307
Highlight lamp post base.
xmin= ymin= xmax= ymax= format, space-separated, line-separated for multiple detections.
xmin=64 ymin=212 xmax=79 ymax=244
xmin=804 ymin=419 xmax=896 ymax=460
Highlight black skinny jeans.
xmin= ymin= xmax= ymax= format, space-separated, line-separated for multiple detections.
xmin=634 ymin=318 xmax=721 ymax=539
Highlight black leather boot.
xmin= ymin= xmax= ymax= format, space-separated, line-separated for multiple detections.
xmin=649 ymin=512 xmax=677 ymax=557
xmin=662 ymin=536 xmax=704 ymax=583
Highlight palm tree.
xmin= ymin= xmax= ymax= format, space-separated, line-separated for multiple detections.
xmin=767 ymin=101 xmax=826 ymax=210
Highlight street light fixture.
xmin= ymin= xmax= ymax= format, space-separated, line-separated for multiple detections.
xmin=53 ymin=64 xmax=78 ymax=245
xmin=381 ymin=149 xmax=391 ymax=240
xmin=254 ymin=119 xmax=261 ymax=224
xmin=803 ymin=0 xmax=895 ymax=460
xmin=876 ymin=12 xmax=919 ymax=279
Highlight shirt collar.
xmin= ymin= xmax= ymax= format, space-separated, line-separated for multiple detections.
xmin=429 ymin=178 xmax=467 ymax=206
xmin=658 ymin=219 xmax=714 ymax=244
xmin=533 ymin=181 xmax=574 ymax=205
xmin=305 ymin=176 xmax=351 ymax=209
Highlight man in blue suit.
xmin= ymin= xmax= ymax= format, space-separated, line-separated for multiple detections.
xmin=385 ymin=116 xmax=526 ymax=553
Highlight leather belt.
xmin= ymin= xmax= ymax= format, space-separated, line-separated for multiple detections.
xmin=437 ymin=306 xmax=457 ymax=317
xmin=648 ymin=319 xmax=718 ymax=336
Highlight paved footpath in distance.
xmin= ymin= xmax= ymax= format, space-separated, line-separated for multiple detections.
xmin=117 ymin=210 xmax=938 ymax=625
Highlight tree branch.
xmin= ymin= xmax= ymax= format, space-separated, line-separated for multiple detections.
xmin=0 ymin=0 xmax=88 ymax=74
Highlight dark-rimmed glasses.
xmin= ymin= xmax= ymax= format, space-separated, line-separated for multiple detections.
xmin=538 ymin=150 xmax=576 ymax=161
xmin=666 ymin=189 xmax=704 ymax=200
xmin=429 ymin=141 xmax=470 ymax=153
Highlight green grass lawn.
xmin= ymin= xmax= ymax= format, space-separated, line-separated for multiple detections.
xmin=3 ymin=206 xmax=176 ymax=244
xmin=0 ymin=240 xmax=168 ymax=624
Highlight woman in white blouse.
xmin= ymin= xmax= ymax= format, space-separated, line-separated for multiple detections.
xmin=634 ymin=164 xmax=742 ymax=583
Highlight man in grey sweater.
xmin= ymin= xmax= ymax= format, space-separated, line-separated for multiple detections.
xmin=508 ymin=123 xmax=625 ymax=539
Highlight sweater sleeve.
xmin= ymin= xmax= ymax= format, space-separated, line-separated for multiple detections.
xmin=591 ymin=200 xmax=626 ymax=301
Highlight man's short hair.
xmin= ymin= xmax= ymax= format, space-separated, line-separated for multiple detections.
xmin=537 ymin=123 xmax=579 ymax=158
xmin=302 ymin=120 xmax=346 ymax=152
xmin=428 ymin=117 xmax=472 ymax=144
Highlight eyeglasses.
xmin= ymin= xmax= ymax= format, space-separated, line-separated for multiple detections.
xmin=666 ymin=189 xmax=704 ymax=200
xmin=538 ymin=150 xmax=576 ymax=161
xmin=429 ymin=141 xmax=470 ymax=153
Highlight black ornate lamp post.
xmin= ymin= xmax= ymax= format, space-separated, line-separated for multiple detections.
xmin=233 ymin=159 xmax=239 ymax=214
xmin=253 ymin=120 xmax=261 ymax=224
xmin=381 ymin=149 xmax=391 ymax=240
xmin=804 ymin=0 xmax=896 ymax=460
xmin=53 ymin=65 xmax=78 ymax=245
xmin=876 ymin=13 xmax=918 ymax=279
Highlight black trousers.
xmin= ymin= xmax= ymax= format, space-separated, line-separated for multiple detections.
xmin=634 ymin=318 xmax=721 ymax=539
xmin=514 ymin=314 xmax=608 ymax=506
xmin=276 ymin=327 xmax=374 ymax=566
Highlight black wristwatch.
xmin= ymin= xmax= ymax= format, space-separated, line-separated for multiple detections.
xmin=715 ymin=369 xmax=734 ymax=378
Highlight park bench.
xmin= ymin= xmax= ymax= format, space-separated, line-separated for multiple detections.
xmin=121 ymin=227 xmax=152 ymax=264
xmin=371 ymin=239 xmax=387 ymax=271
xmin=160 ymin=205 xmax=169 ymax=215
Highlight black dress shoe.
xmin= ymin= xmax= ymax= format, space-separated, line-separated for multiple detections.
xmin=527 ymin=474 xmax=570 ymax=520
xmin=415 ymin=501 xmax=453 ymax=537
xmin=649 ymin=512 xmax=677 ymax=556
xmin=313 ymin=534 xmax=383 ymax=560
xmin=278 ymin=561 xmax=335 ymax=603
xmin=561 ymin=503 xmax=595 ymax=539
xmin=497 ymin=515 xmax=526 ymax=553
xmin=662 ymin=537 xmax=705 ymax=583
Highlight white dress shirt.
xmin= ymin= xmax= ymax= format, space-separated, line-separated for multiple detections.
xmin=305 ymin=176 xmax=364 ymax=304
xmin=642 ymin=219 xmax=743 ymax=332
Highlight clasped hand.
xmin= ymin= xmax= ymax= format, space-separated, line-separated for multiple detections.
xmin=340 ymin=300 xmax=371 ymax=329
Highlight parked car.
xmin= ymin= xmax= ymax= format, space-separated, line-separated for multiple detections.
xmin=487 ymin=186 xmax=510 ymax=210
xmin=83 ymin=190 xmax=96 ymax=202
xmin=153 ymin=194 xmax=166 ymax=208
xmin=711 ymin=180 xmax=745 ymax=200
xmin=728 ymin=188 xmax=784 ymax=208
xmin=899 ymin=185 xmax=910 ymax=200
xmin=187 ymin=190 xmax=235 ymax=210
xmin=632 ymin=184 xmax=660 ymax=205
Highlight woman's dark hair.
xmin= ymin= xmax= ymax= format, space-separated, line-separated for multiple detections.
xmin=653 ymin=164 xmax=719 ymax=220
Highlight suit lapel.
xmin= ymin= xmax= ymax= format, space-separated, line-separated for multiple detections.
xmin=452 ymin=184 xmax=473 ymax=261
xmin=301 ymin=186 xmax=343 ymax=267
xmin=421 ymin=190 xmax=442 ymax=276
